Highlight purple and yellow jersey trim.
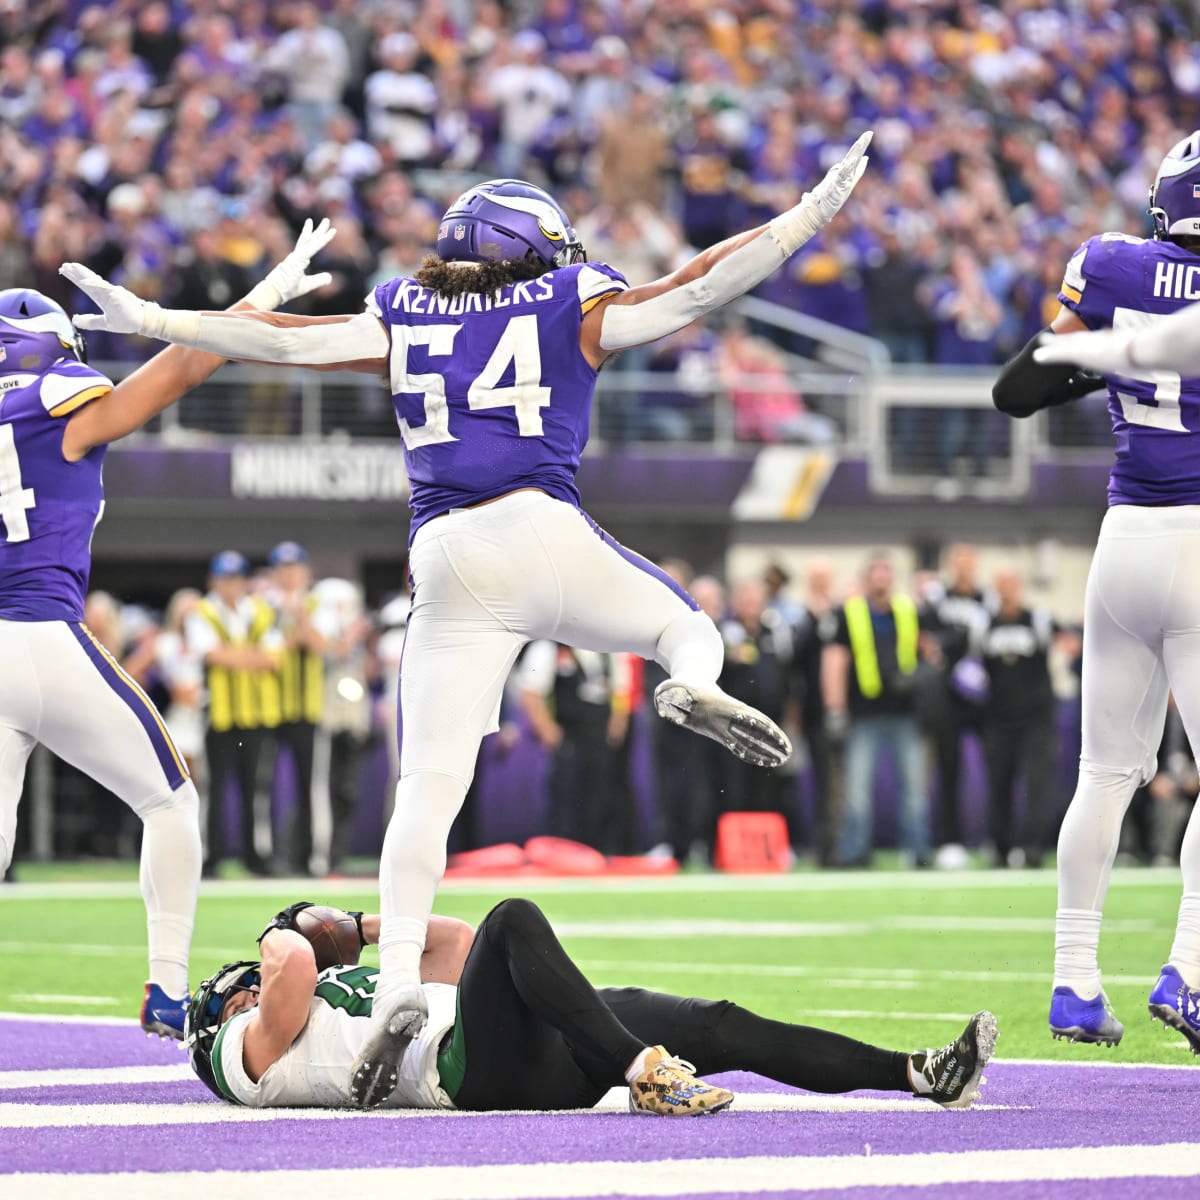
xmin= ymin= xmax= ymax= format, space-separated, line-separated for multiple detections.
xmin=73 ymin=622 xmax=189 ymax=790
xmin=46 ymin=383 xmax=109 ymax=418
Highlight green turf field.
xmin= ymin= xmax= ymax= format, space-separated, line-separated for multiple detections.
xmin=0 ymin=865 xmax=1191 ymax=1064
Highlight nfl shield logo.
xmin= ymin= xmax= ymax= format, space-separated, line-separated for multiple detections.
xmin=1193 ymin=184 xmax=1200 ymax=199
xmin=0 ymin=346 xmax=6 ymax=364
xmin=454 ymin=224 xmax=467 ymax=241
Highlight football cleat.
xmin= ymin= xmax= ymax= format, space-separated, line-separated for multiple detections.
xmin=1148 ymin=965 xmax=1200 ymax=1054
xmin=911 ymin=1011 xmax=997 ymax=1109
xmin=653 ymin=680 xmax=792 ymax=769
xmin=141 ymin=982 xmax=189 ymax=1041
xmin=349 ymin=985 xmax=429 ymax=1109
xmin=629 ymin=1046 xmax=734 ymax=1116
xmin=1049 ymin=986 xmax=1124 ymax=1046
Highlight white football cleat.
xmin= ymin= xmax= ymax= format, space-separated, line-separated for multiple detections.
xmin=654 ymin=680 xmax=792 ymax=769
xmin=349 ymin=985 xmax=428 ymax=1109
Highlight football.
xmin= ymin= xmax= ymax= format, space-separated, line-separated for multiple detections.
xmin=292 ymin=906 xmax=362 ymax=971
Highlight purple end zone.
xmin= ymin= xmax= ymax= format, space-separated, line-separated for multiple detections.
xmin=0 ymin=1019 xmax=189 ymax=1071
xmin=5 ymin=1017 xmax=1200 ymax=1187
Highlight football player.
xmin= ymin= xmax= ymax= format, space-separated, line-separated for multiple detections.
xmin=63 ymin=133 xmax=870 ymax=1105
xmin=186 ymin=897 xmax=996 ymax=1115
xmin=0 ymin=220 xmax=334 ymax=1036
xmin=993 ymin=132 xmax=1200 ymax=1052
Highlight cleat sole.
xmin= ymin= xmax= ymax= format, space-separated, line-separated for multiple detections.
xmin=1148 ymin=1003 xmax=1200 ymax=1055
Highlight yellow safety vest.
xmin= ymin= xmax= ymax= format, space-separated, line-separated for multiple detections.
xmin=277 ymin=593 xmax=325 ymax=725
xmin=844 ymin=594 xmax=919 ymax=700
xmin=198 ymin=596 xmax=282 ymax=732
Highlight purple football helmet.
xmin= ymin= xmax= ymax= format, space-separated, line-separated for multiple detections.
xmin=435 ymin=179 xmax=586 ymax=268
xmin=0 ymin=288 xmax=87 ymax=373
xmin=1149 ymin=132 xmax=1200 ymax=241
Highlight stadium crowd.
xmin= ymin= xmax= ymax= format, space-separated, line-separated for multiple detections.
xmin=1 ymin=0 xmax=1199 ymax=442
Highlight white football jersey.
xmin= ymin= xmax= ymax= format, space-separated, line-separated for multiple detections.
xmin=211 ymin=967 xmax=458 ymax=1109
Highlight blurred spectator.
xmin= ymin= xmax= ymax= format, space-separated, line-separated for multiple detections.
xmin=918 ymin=543 xmax=991 ymax=866
xmin=265 ymin=541 xmax=331 ymax=876
xmin=186 ymin=551 xmax=282 ymax=877
xmin=365 ymin=33 xmax=438 ymax=167
xmin=312 ymin=577 xmax=373 ymax=874
xmin=647 ymin=570 xmax=728 ymax=865
xmin=155 ymin=587 xmax=205 ymax=782
xmin=718 ymin=324 xmax=837 ymax=444
xmin=717 ymin=577 xmax=795 ymax=840
xmin=792 ymin=556 xmax=841 ymax=865
xmin=263 ymin=2 xmax=351 ymax=149
xmin=824 ymin=553 xmax=931 ymax=868
xmin=487 ymin=31 xmax=571 ymax=178
xmin=519 ymin=641 xmax=629 ymax=852
xmin=975 ymin=565 xmax=1061 ymax=869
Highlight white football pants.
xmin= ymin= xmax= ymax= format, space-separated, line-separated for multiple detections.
xmin=0 ymin=619 xmax=200 ymax=997
xmin=1056 ymin=505 xmax=1200 ymax=989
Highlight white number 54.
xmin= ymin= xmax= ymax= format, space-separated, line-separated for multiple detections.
xmin=390 ymin=314 xmax=552 ymax=449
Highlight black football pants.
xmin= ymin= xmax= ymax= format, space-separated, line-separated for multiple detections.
xmin=439 ymin=898 xmax=912 ymax=1111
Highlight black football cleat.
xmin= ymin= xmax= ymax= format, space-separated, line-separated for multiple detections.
xmin=911 ymin=1010 xmax=998 ymax=1109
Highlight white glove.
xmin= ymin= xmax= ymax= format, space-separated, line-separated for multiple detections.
xmin=243 ymin=217 xmax=336 ymax=310
xmin=769 ymin=131 xmax=873 ymax=256
xmin=61 ymin=218 xmax=337 ymax=334
xmin=807 ymin=130 xmax=873 ymax=224
xmin=1033 ymin=328 xmax=1135 ymax=377
xmin=60 ymin=263 xmax=151 ymax=334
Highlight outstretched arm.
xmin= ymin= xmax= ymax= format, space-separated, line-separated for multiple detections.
xmin=993 ymin=306 xmax=1104 ymax=418
xmin=1035 ymin=294 xmax=1200 ymax=378
xmin=58 ymin=220 xmax=338 ymax=460
xmin=60 ymin=227 xmax=390 ymax=374
xmin=580 ymin=132 xmax=872 ymax=367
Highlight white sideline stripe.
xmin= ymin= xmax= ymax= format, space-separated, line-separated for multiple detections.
xmin=4 ymin=1032 xmax=1190 ymax=1080
xmin=4 ymin=1144 xmax=1198 ymax=1198
xmin=0 ymin=865 xmax=1183 ymax=901
xmin=0 ymin=1011 xmax=137 ymax=1027
xmin=0 ymin=1064 xmax=193 ymax=1089
xmin=804 ymin=1009 xmax=971 ymax=1022
xmin=10 ymin=994 xmax=119 ymax=1005
xmin=0 ymin=1092 xmax=1023 ymax=1128
xmin=576 ymin=957 xmax=1175 ymax=989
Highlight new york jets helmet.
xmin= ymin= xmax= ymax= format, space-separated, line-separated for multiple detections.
xmin=1149 ymin=132 xmax=1200 ymax=241
xmin=183 ymin=960 xmax=261 ymax=1099
xmin=0 ymin=288 xmax=87 ymax=373
xmin=435 ymin=179 xmax=586 ymax=268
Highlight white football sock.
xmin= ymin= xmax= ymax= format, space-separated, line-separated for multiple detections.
xmin=655 ymin=608 xmax=723 ymax=686
xmin=375 ymin=771 xmax=466 ymax=1007
xmin=1168 ymin=893 xmax=1200 ymax=989
xmin=139 ymin=782 xmax=201 ymax=999
xmin=1053 ymin=908 xmax=1103 ymax=998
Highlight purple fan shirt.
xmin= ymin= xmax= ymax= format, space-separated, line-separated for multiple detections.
xmin=367 ymin=262 xmax=628 ymax=539
xmin=0 ymin=359 xmax=111 ymax=621
xmin=1059 ymin=233 xmax=1200 ymax=506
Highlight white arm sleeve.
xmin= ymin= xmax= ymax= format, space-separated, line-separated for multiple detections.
xmin=1131 ymin=299 xmax=1200 ymax=375
xmin=145 ymin=308 xmax=391 ymax=365
xmin=597 ymin=228 xmax=787 ymax=352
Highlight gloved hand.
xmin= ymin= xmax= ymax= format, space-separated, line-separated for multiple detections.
xmin=244 ymin=217 xmax=336 ymax=310
xmin=1034 ymin=328 xmax=1135 ymax=378
xmin=257 ymin=900 xmax=316 ymax=946
xmin=805 ymin=130 xmax=874 ymax=226
xmin=59 ymin=263 xmax=152 ymax=335
xmin=770 ymin=131 xmax=873 ymax=256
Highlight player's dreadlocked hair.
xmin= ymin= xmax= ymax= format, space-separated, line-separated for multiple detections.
xmin=416 ymin=255 xmax=549 ymax=297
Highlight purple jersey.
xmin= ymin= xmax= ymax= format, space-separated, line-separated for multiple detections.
xmin=0 ymin=359 xmax=111 ymax=621
xmin=367 ymin=262 xmax=628 ymax=538
xmin=1059 ymin=233 xmax=1200 ymax=506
